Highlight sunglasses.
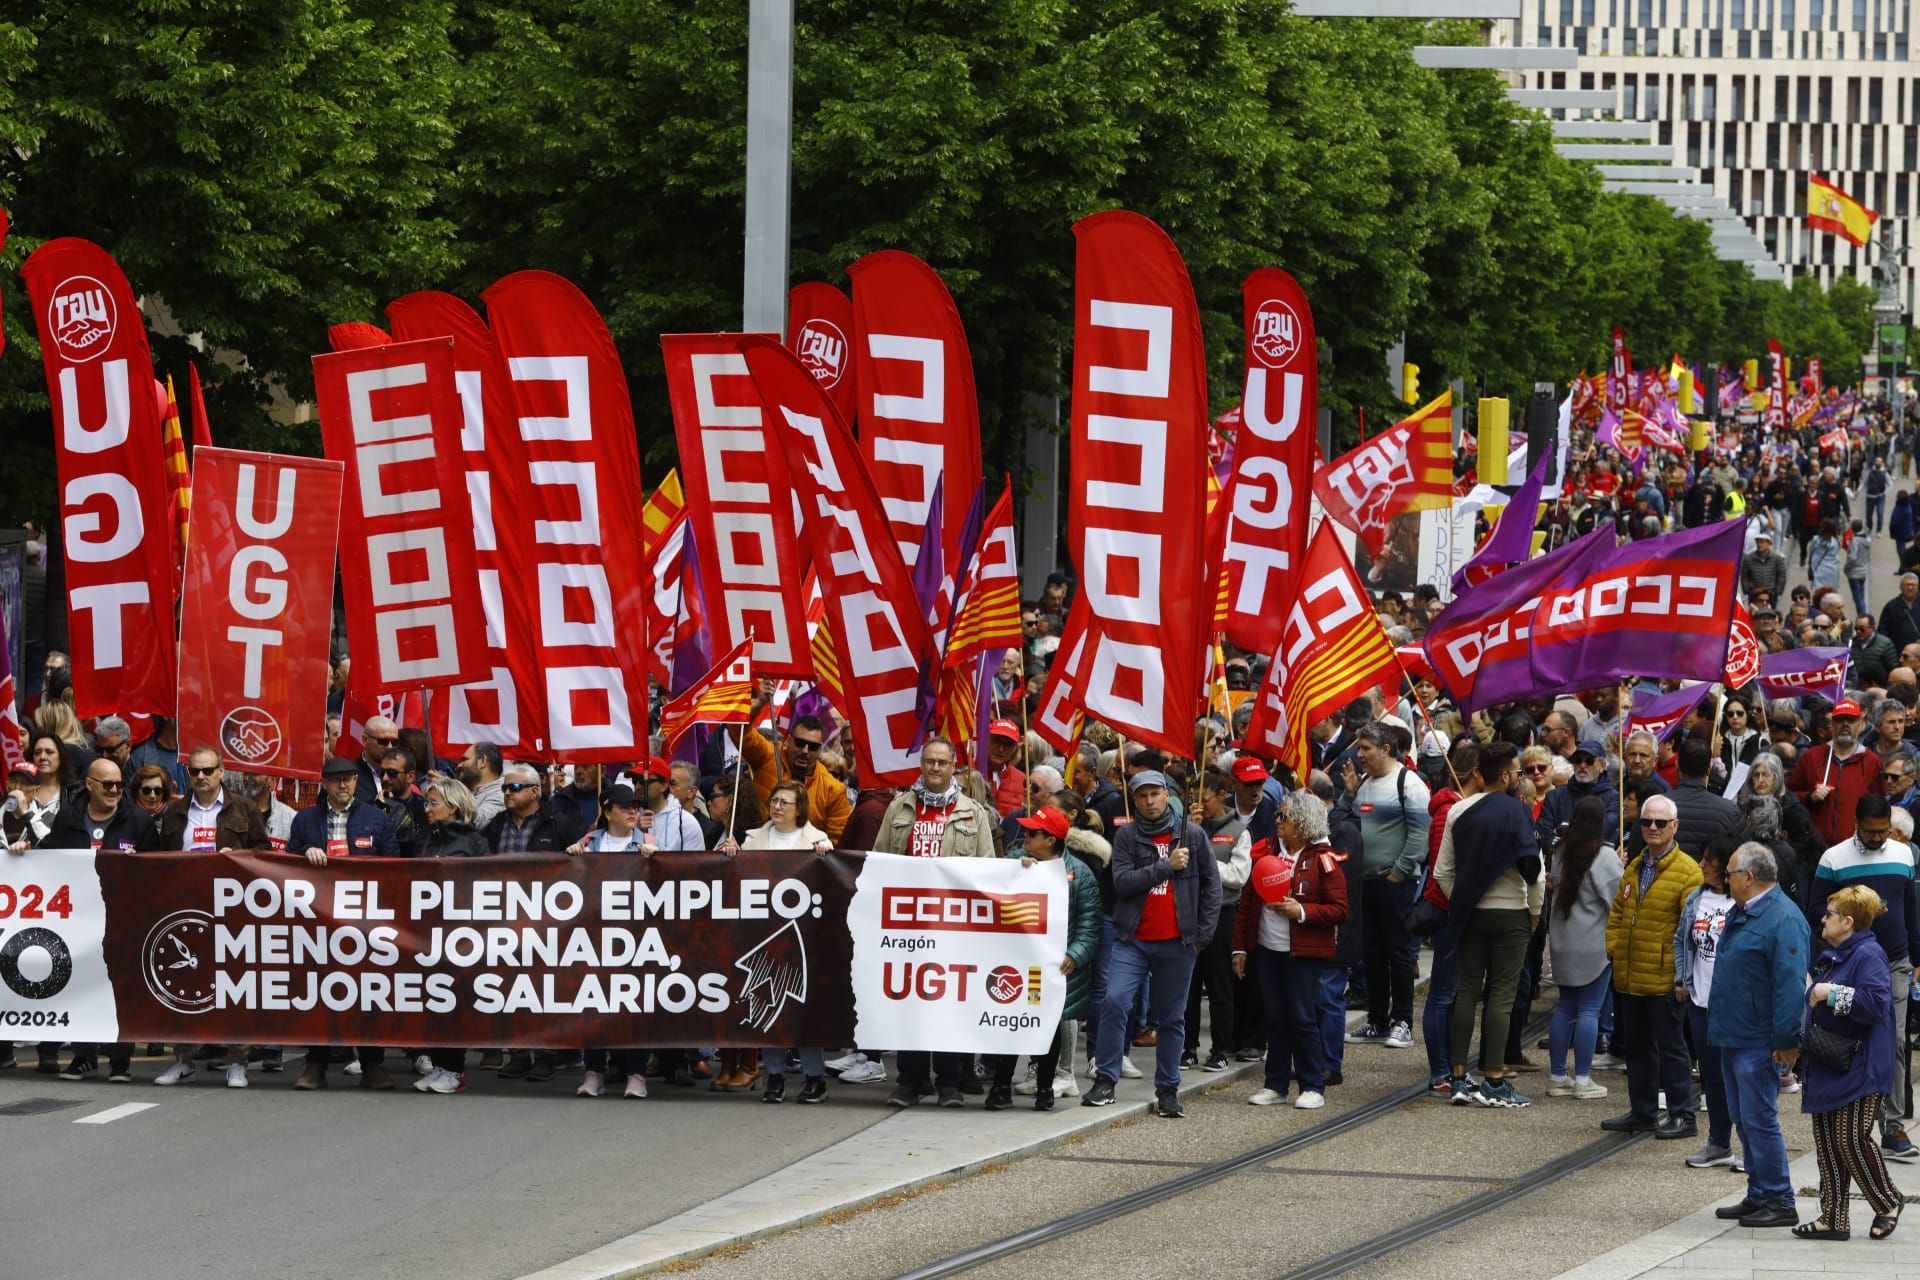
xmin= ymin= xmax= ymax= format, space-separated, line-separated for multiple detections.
xmin=189 ymin=765 xmax=221 ymax=777
xmin=94 ymin=779 xmax=124 ymax=792
xmin=1639 ymin=817 xmax=1673 ymax=828
xmin=138 ymin=785 xmax=166 ymax=797
xmin=380 ymin=768 xmax=407 ymax=778
xmin=790 ymin=740 xmax=823 ymax=754
xmin=1524 ymin=764 xmax=1550 ymax=774
xmin=503 ymin=783 xmax=536 ymax=793
xmin=368 ymin=736 xmax=399 ymax=746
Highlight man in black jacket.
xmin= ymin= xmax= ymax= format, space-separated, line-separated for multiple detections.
xmin=1880 ymin=574 xmax=1920 ymax=652
xmin=482 ymin=764 xmax=582 ymax=854
xmin=1739 ymin=533 xmax=1789 ymax=604
xmin=1670 ymin=738 xmax=1748 ymax=856
xmin=45 ymin=758 xmax=142 ymax=1082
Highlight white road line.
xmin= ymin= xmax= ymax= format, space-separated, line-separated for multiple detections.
xmin=74 ymin=1102 xmax=158 ymax=1125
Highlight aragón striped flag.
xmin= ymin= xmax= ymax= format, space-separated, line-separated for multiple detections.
xmin=1312 ymin=390 xmax=1454 ymax=556
xmin=1243 ymin=524 xmax=1399 ymax=780
xmin=1808 ymin=175 xmax=1878 ymax=247
xmin=658 ymin=638 xmax=754 ymax=751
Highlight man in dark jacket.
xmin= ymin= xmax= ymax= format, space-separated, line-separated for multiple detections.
xmin=1851 ymin=613 xmax=1900 ymax=689
xmin=1084 ymin=771 xmax=1220 ymax=1117
xmin=1739 ymin=533 xmax=1789 ymax=603
xmin=45 ymin=758 xmax=142 ymax=1081
xmin=1670 ymin=738 xmax=1748 ymax=856
xmin=1880 ymin=574 xmax=1920 ymax=653
xmin=379 ymin=746 xmax=428 ymax=857
xmin=482 ymin=764 xmax=583 ymax=854
xmin=139 ymin=746 xmax=269 ymax=852
xmin=1534 ymin=746 xmax=1620 ymax=851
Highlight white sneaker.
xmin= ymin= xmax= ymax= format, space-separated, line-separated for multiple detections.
xmin=225 ymin=1063 xmax=248 ymax=1089
xmin=577 ymin=1070 xmax=605 ymax=1097
xmin=1119 ymin=1056 xmax=1142 ymax=1079
xmin=624 ymin=1075 xmax=647 ymax=1098
xmin=1385 ymin=1021 xmax=1415 ymax=1049
xmin=1295 ymin=1090 xmax=1326 ymax=1110
xmin=1571 ymin=1079 xmax=1609 ymax=1100
xmin=1590 ymin=1052 xmax=1627 ymax=1071
xmin=839 ymin=1060 xmax=887 ymax=1084
xmin=1546 ymin=1076 xmax=1575 ymax=1097
xmin=1248 ymin=1088 xmax=1286 ymax=1106
xmin=413 ymin=1053 xmax=434 ymax=1076
xmin=1052 ymin=1075 xmax=1080 ymax=1098
xmin=345 ymin=1059 xmax=363 ymax=1076
xmin=825 ymin=1050 xmax=867 ymax=1074
xmin=1015 ymin=1063 xmax=1040 ymax=1095
xmin=155 ymin=1061 xmax=194 ymax=1086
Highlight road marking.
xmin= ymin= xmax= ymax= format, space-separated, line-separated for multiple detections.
xmin=74 ymin=1102 xmax=158 ymax=1125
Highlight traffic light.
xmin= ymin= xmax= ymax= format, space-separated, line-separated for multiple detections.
xmin=1402 ymin=362 xmax=1420 ymax=406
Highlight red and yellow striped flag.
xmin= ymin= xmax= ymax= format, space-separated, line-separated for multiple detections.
xmin=1204 ymin=464 xmax=1230 ymax=631
xmin=642 ymin=468 xmax=685 ymax=560
xmin=1808 ymin=174 xmax=1878 ymax=247
xmin=1399 ymin=389 xmax=1455 ymax=514
xmin=160 ymin=374 xmax=190 ymax=571
xmin=658 ymin=638 xmax=754 ymax=750
xmin=942 ymin=487 xmax=1021 ymax=666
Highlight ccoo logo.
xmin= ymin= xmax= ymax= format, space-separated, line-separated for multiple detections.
xmin=795 ymin=319 xmax=848 ymax=388
xmin=46 ymin=275 xmax=117 ymax=364
xmin=1249 ymin=299 xmax=1302 ymax=370
xmin=220 ymin=705 xmax=283 ymax=764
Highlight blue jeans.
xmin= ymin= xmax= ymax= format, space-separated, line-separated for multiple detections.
xmin=1850 ymin=576 xmax=1870 ymax=616
xmin=896 ymin=1051 xmax=966 ymax=1089
xmin=1685 ymin=1003 xmax=1731 ymax=1149
xmin=584 ymin=1048 xmax=643 ymax=1075
xmin=1096 ymin=936 xmax=1198 ymax=1090
xmin=1723 ymin=1048 xmax=1792 ymax=1205
xmin=1083 ymin=914 xmax=1115 ymax=1062
xmin=1549 ymin=974 xmax=1609 ymax=1081
xmin=1255 ymin=950 xmax=1327 ymax=1093
xmin=1423 ymin=943 xmax=1459 ymax=1080
xmin=762 ymin=1047 xmax=824 ymax=1078
xmin=1869 ymin=493 xmax=1887 ymax=532
xmin=1317 ymin=965 xmax=1347 ymax=1073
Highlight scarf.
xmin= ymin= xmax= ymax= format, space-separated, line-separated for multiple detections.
xmin=911 ymin=779 xmax=959 ymax=809
xmin=1131 ymin=804 xmax=1179 ymax=840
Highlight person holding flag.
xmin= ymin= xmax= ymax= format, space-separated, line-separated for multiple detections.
xmin=1791 ymin=699 xmax=1883 ymax=848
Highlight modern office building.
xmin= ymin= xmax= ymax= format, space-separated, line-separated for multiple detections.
xmin=1514 ymin=0 xmax=1917 ymax=315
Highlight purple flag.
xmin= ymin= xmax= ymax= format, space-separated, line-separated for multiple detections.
xmin=1624 ymin=683 xmax=1713 ymax=745
xmin=910 ymin=474 xmax=947 ymax=630
xmin=1424 ymin=528 xmax=1615 ymax=717
xmin=1528 ymin=520 xmax=1743 ymax=694
xmin=1452 ymin=446 xmax=1551 ymax=594
xmin=1757 ymin=646 xmax=1851 ymax=705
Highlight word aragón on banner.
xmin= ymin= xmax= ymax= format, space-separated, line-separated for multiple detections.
xmin=0 ymin=851 xmax=1066 ymax=1053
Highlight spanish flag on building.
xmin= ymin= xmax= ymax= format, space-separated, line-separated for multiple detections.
xmin=1808 ymin=175 xmax=1878 ymax=247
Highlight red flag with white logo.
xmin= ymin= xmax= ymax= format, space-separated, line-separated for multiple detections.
xmin=385 ymin=291 xmax=544 ymax=758
xmin=847 ymin=251 xmax=985 ymax=573
xmin=314 ymin=336 xmax=490 ymax=694
xmin=661 ymin=332 xmax=814 ymax=678
xmin=1765 ymin=339 xmax=1789 ymax=435
xmin=21 ymin=238 xmax=180 ymax=717
xmin=1725 ymin=600 xmax=1762 ymax=688
xmin=1223 ymin=267 xmax=1316 ymax=659
xmin=1243 ymin=525 xmax=1400 ymax=781
xmin=1058 ymin=211 xmax=1209 ymax=757
xmin=787 ymin=281 xmax=857 ymax=428
xmin=1609 ymin=326 xmax=1631 ymax=417
xmin=739 ymin=337 xmax=936 ymax=787
xmin=176 ymin=448 xmax=343 ymax=780
xmin=479 ymin=271 xmax=650 ymax=762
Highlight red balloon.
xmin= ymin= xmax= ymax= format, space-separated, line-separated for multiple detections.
xmin=1252 ymin=852 xmax=1297 ymax=905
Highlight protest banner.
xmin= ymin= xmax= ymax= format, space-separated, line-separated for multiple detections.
xmin=0 ymin=850 xmax=1065 ymax=1054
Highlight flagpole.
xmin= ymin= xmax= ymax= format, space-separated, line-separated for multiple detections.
xmin=1820 ymin=651 xmax=1854 ymax=792
xmin=730 ymin=641 xmax=754 ymax=846
xmin=1388 ymin=653 xmax=1463 ymax=793
xmin=1200 ymin=635 xmax=1227 ymax=818
xmin=1619 ymin=684 xmax=1632 ymax=857
xmin=1119 ymin=735 xmax=1133 ymax=824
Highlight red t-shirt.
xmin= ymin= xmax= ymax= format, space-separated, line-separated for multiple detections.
xmin=908 ymin=797 xmax=951 ymax=858
xmin=1135 ymin=832 xmax=1180 ymax=941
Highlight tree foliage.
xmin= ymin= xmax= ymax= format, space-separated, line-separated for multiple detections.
xmin=0 ymin=1 xmax=1881 ymax=529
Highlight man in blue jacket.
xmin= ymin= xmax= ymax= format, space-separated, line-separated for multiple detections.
xmin=290 ymin=756 xmax=400 ymax=1091
xmin=1084 ymin=771 xmax=1220 ymax=1119
xmin=1707 ymin=842 xmax=1811 ymax=1230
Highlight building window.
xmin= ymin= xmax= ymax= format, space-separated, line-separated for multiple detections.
xmin=1733 ymin=78 xmax=1746 ymax=118
xmin=1683 ymin=77 xmax=1695 ymax=119
xmin=1798 ymin=77 xmax=1811 ymax=119
xmin=1647 ymin=80 xmax=1662 ymax=117
xmin=1812 ymin=127 xmax=1825 ymax=166
xmin=1812 ymin=0 xmax=1825 ymax=24
xmin=1688 ymin=124 xmax=1704 ymax=166
xmin=1760 ymin=30 xmax=1774 ymax=55
xmin=1871 ymin=81 xmax=1884 ymax=123
xmin=1776 ymin=79 xmax=1790 ymax=122
xmin=1710 ymin=28 xmax=1725 ymax=55
xmin=1848 ymin=77 xmax=1861 ymax=124
xmin=1625 ymin=81 xmax=1639 ymax=116
xmin=1906 ymin=124 xmax=1917 ymax=167
xmin=1704 ymin=78 xmax=1718 ymax=119
xmin=1821 ymin=79 xmax=1834 ymax=121
xmin=1782 ymin=0 xmax=1796 ymax=22
xmin=1863 ymin=130 xmax=1875 ymax=166
xmin=1876 ymin=32 xmax=1888 ymax=58
xmin=1898 ymin=178 xmax=1912 ymax=218
xmin=1767 ymin=123 xmax=1782 ymax=166
xmin=1853 ymin=0 xmax=1866 ymax=29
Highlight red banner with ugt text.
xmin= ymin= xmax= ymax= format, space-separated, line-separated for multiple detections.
xmin=788 ymin=281 xmax=857 ymax=428
xmin=661 ymin=333 xmax=814 ymax=678
xmin=314 ymin=337 xmax=489 ymax=694
xmin=1063 ymin=211 xmax=1209 ymax=757
xmin=385 ymin=291 xmax=544 ymax=759
xmin=1765 ymin=339 xmax=1789 ymax=435
xmin=848 ymin=251 xmax=985 ymax=573
xmin=177 ymin=449 xmax=343 ymax=780
xmin=482 ymin=272 xmax=651 ymax=761
xmin=1223 ymin=268 xmax=1317 ymax=660
xmin=20 ymin=238 xmax=180 ymax=717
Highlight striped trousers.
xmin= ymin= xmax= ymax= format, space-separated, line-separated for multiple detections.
xmin=1812 ymin=1093 xmax=1905 ymax=1230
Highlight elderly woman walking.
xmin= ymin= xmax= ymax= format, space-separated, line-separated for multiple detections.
xmin=1796 ymin=884 xmax=1907 ymax=1240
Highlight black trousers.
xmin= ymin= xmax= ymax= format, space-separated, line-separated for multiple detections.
xmin=1360 ymin=877 xmax=1416 ymax=1028
xmin=1185 ymin=901 xmax=1238 ymax=1057
xmin=305 ymin=1045 xmax=383 ymax=1068
xmin=990 ymin=1020 xmax=1065 ymax=1091
xmin=1617 ymin=993 xmax=1694 ymax=1122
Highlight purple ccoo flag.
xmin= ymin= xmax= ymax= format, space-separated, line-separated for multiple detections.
xmin=1757 ymin=646 xmax=1851 ymax=705
xmin=1624 ymin=682 xmax=1714 ymax=745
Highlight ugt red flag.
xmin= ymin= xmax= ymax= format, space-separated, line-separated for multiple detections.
xmin=788 ymin=281 xmax=857 ymax=427
xmin=1311 ymin=391 xmax=1453 ymax=558
xmin=1061 ymin=211 xmax=1209 ymax=757
xmin=848 ymin=251 xmax=985 ymax=572
xmin=1609 ymin=326 xmax=1631 ymax=417
xmin=740 ymin=337 xmax=937 ymax=786
xmin=176 ymin=448 xmax=344 ymax=780
xmin=1222 ymin=268 xmax=1316 ymax=659
xmin=314 ymin=336 xmax=490 ymax=694
xmin=661 ymin=333 xmax=813 ymax=678
xmin=21 ymin=238 xmax=179 ymax=717
xmin=481 ymin=273 xmax=651 ymax=760
xmin=1243 ymin=524 xmax=1400 ymax=781
xmin=387 ymin=291 xmax=543 ymax=758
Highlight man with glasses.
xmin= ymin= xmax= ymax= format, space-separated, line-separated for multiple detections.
xmin=288 ymin=757 xmax=400 ymax=1090
xmin=1535 ymin=744 xmax=1620 ymax=852
xmin=354 ymin=715 xmax=400 ymax=804
xmin=46 ymin=759 xmax=142 ymax=1083
xmin=1852 ymin=614 xmax=1900 ymax=689
xmin=1884 ymin=756 xmax=1920 ymax=816
xmin=1791 ymin=698 xmax=1882 ymax=848
xmin=92 ymin=715 xmax=133 ymax=772
xmin=380 ymin=747 xmax=428 ymax=857
xmin=483 ymin=764 xmax=581 ymax=856
xmin=1603 ymin=794 xmax=1703 ymax=1139
xmin=1806 ymin=795 xmax=1920 ymax=1160
xmin=743 ymin=713 xmax=852 ymax=845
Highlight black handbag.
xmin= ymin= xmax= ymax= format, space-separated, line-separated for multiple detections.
xmin=1803 ymin=1019 xmax=1860 ymax=1072
xmin=1402 ymin=895 xmax=1447 ymax=939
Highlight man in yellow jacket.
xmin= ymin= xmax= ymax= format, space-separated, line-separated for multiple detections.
xmin=1604 ymin=794 xmax=1704 ymax=1139
xmin=739 ymin=712 xmax=852 ymax=846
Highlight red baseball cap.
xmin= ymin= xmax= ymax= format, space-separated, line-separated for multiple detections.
xmin=1833 ymin=699 xmax=1863 ymax=719
xmin=989 ymin=719 xmax=1021 ymax=742
xmin=643 ymin=755 xmax=675 ymax=779
xmin=1231 ymin=756 xmax=1270 ymax=784
xmin=8 ymin=760 xmax=35 ymax=778
xmin=1016 ymin=808 xmax=1070 ymax=840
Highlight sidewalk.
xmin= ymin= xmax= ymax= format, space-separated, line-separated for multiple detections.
xmin=1552 ymin=1149 xmax=1920 ymax=1280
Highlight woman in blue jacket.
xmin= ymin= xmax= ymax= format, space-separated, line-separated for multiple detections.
xmin=1798 ymin=884 xmax=1906 ymax=1241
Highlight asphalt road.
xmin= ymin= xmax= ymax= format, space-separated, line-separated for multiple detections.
xmin=0 ymin=1048 xmax=893 ymax=1279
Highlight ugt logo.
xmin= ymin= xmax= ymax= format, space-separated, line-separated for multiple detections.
xmin=1250 ymin=299 xmax=1302 ymax=370
xmin=795 ymin=319 xmax=848 ymax=388
xmin=47 ymin=275 xmax=117 ymax=364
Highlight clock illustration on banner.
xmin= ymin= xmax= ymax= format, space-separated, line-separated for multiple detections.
xmin=142 ymin=910 xmax=218 ymax=1015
